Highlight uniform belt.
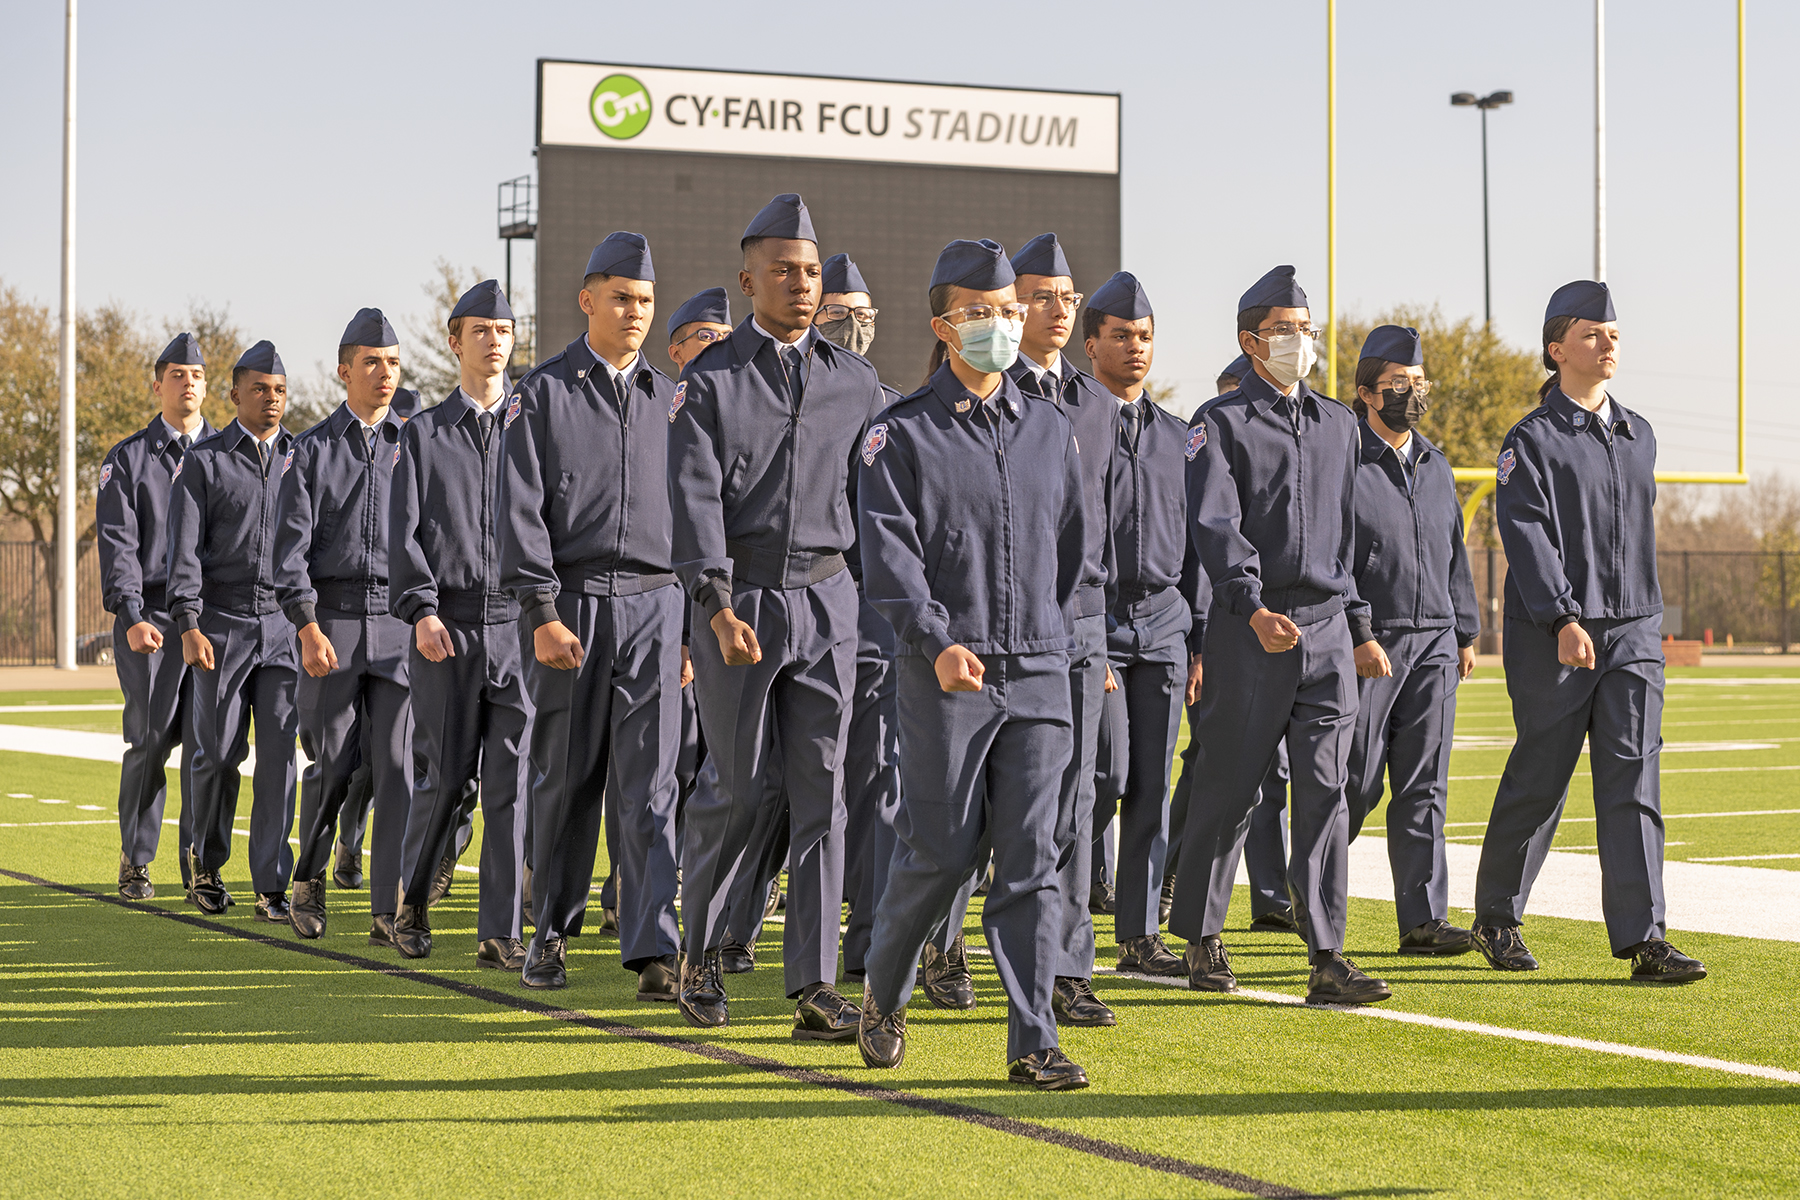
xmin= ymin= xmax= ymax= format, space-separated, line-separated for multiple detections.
xmin=437 ymin=588 xmax=520 ymax=625
xmin=726 ymin=540 xmax=846 ymax=590
xmin=553 ymin=566 xmax=679 ymax=597
xmin=140 ymin=584 xmax=167 ymax=611
xmin=313 ymin=579 xmax=390 ymax=614
xmin=1261 ymin=586 xmax=1344 ymax=626
xmin=199 ymin=580 xmax=279 ymax=615
xmin=1116 ymin=584 xmax=1180 ymax=622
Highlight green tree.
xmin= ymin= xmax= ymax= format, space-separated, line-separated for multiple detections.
xmin=163 ymin=304 xmax=245 ymax=434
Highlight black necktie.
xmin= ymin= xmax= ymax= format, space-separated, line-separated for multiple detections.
xmin=258 ymin=439 xmax=271 ymax=470
xmin=1123 ymin=401 xmax=1142 ymax=450
xmin=173 ymin=433 xmax=191 ymax=460
xmin=782 ymin=346 xmax=805 ymax=403
xmin=478 ymin=411 xmax=494 ymax=444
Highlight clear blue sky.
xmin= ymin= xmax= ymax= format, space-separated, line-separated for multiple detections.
xmin=3 ymin=0 xmax=1794 ymax=477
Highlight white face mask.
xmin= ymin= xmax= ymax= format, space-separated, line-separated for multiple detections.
xmin=1259 ymin=332 xmax=1318 ymax=388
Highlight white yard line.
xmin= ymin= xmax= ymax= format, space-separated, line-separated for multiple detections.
xmin=1444 ymin=808 xmax=1800 ymax=828
xmin=0 ymin=820 xmax=117 ymax=828
xmin=1690 ymin=854 xmax=1800 ymax=863
xmin=0 ymin=704 xmax=125 ymax=713
xmin=1451 ymin=765 xmax=1800 ymax=781
xmin=0 ymin=724 xmax=309 ymax=775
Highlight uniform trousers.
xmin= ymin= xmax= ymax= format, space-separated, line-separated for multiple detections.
xmin=1052 ymin=615 xmax=1108 ymax=977
xmin=1168 ymin=718 xmax=1291 ymax=919
xmin=681 ymin=569 xmax=857 ymax=998
xmin=113 ymin=607 xmax=194 ymax=875
xmin=398 ymin=618 xmax=532 ymax=942
xmin=865 ymin=652 xmax=1070 ymax=1062
xmin=1346 ymin=626 xmax=1460 ymax=934
xmin=1475 ymin=615 xmax=1667 ymax=956
xmin=1168 ymin=606 xmax=1357 ymax=952
xmin=840 ymin=596 xmax=900 ymax=975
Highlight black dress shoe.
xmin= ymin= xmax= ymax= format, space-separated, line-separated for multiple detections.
xmin=857 ymin=986 xmax=906 ymax=1069
xmin=1087 ymin=881 xmax=1116 ymax=915
xmin=1471 ymin=923 xmax=1540 ymax=971
xmin=1249 ymin=906 xmax=1300 ymax=933
xmin=1306 ymin=951 xmax=1393 ymax=1005
xmin=290 ymin=877 xmax=327 ymax=939
xmin=719 ymin=937 xmax=756 ymax=974
xmin=792 ymin=982 xmax=859 ymax=1041
xmin=427 ymin=850 xmax=457 ymax=908
xmin=766 ymin=877 xmax=784 ymax=917
xmin=332 ymin=843 xmax=363 ymax=889
xmin=1185 ymin=934 xmax=1239 ymax=993
xmin=920 ymin=934 xmax=976 ymax=1010
xmin=477 ymin=938 xmax=527 ymax=970
xmin=521 ymin=865 xmax=534 ymax=926
xmin=637 ymin=954 xmax=679 ymax=1002
xmin=190 ymin=869 xmax=230 ymax=916
xmin=1629 ymin=939 xmax=1708 ymax=984
xmin=118 ymin=855 xmax=154 ymax=901
xmin=1400 ymin=918 xmax=1476 ymax=956
xmin=393 ymin=903 xmax=432 ymax=959
xmin=1051 ymin=976 xmax=1116 ymax=1027
xmin=1117 ymin=933 xmax=1185 ymax=977
xmin=521 ymin=933 xmax=567 ymax=989
xmin=600 ymin=906 xmax=619 ymax=934
xmin=1008 ymin=1047 xmax=1089 ymax=1091
xmin=1158 ymin=876 xmax=1174 ymax=927
xmin=254 ymin=892 xmax=291 ymax=923
xmin=678 ymin=951 xmax=729 ymax=1027
xmin=369 ymin=913 xmax=397 ymax=948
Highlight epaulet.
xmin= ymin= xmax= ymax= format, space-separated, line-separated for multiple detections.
xmin=107 ymin=426 xmax=150 ymax=460
xmin=1507 ymin=404 xmax=1557 ymax=441
xmin=516 ymin=351 xmax=570 ymax=390
xmin=190 ymin=427 xmax=229 ymax=452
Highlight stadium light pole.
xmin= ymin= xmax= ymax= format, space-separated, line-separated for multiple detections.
xmin=1595 ymin=0 xmax=1606 ymax=281
xmin=1450 ymin=89 xmax=1513 ymax=327
xmin=55 ymin=0 xmax=77 ymax=671
xmin=1325 ymin=0 xmax=1337 ymax=399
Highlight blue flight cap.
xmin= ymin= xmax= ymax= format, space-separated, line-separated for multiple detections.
xmin=741 ymin=193 xmax=816 ymax=246
xmin=1358 ymin=324 xmax=1423 ymax=366
xmin=450 ymin=279 xmax=514 ymax=323
xmin=1088 ymin=271 xmax=1154 ymax=321
xmin=821 ymin=254 xmax=869 ymax=296
xmin=1010 ymin=233 xmax=1072 ymax=279
xmin=1219 ymin=354 xmax=1251 ymax=381
xmin=234 ymin=340 xmax=285 ymax=376
xmin=665 ymin=287 xmax=732 ymax=339
xmin=156 ymin=332 xmax=205 ymax=368
xmin=340 ymin=307 xmax=398 ymax=349
xmin=390 ymin=388 xmax=422 ymax=419
xmin=1238 ymin=265 xmax=1309 ymax=313
xmin=1545 ymin=280 xmax=1616 ymax=324
xmin=585 ymin=232 xmax=655 ymax=282
xmin=929 ymin=239 xmax=1015 ymax=293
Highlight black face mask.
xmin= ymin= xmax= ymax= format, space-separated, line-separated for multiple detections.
xmin=1376 ymin=386 xmax=1428 ymax=432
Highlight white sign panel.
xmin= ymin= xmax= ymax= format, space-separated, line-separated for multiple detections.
xmin=538 ymin=61 xmax=1119 ymax=176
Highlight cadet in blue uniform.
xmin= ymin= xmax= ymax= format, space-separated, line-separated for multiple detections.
xmin=1170 ymin=266 xmax=1393 ymax=1006
xmin=669 ymin=194 xmax=883 ymax=1038
xmin=389 ymin=281 xmax=532 ymax=969
xmin=1003 ymin=231 xmax=1117 ymax=1029
xmin=1472 ymin=281 xmax=1706 ymax=984
xmin=166 ymin=341 xmax=299 ymax=918
xmin=499 ymin=233 xmax=685 ymax=998
xmin=857 ymin=238 xmax=1089 ymax=1089
xmin=1082 ymin=274 xmax=1189 ymax=978
xmin=1343 ymin=325 xmax=1480 ymax=955
xmin=98 ymin=333 xmax=215 ymax=899
xmin=276 ymin=309 xmax=413 ymax=946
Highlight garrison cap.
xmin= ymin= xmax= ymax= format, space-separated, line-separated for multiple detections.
xmin=821 ymin=253 xmax=869 ymax=296
xmin=234 ymin=340 xmax=285 ymax=376
xmin=449 ymin=279 xmax=514 ymax=323
xmin=585 ymin=232 xmax=655 ymax=282
xmin=1358 ymin=324 xmax=1423 ymax=366
xmin=390 ymin=388 xmax=423 ymax=419
xmin=1010 ymin=233 xmax=1072 ymax=279
xmin=1238 ymin=265 xmax=1309 ymax=314
xmin=666 ymin=287 xmax=731 ymax=339
xmin=1545 ymin=279 xmax=1616 ymax=324
xmin=1219 ymin=354 xmax=1251 ymax=382
xmin=156 ymin=332 xmax=205 ymax=368
xmin=741 ymin=193 xmax=816 ymax=246
xmin=929 ymin=239 xmax=1014 ymax=293
xmin=1088 ymin=271 xmax=1154 ymax=320
xmin=339 ymin=307 xmax=398 ymax=349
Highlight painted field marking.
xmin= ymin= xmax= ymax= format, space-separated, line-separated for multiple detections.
xmin=0 ymin=820 xmax=118 ymax=828
xmin=1452 ymin=737 xmax=1780 ymax=752
xmin=1691 ymin=854 xmax=1800 ymax=863
xmin=1451 ymin=765 xmax=1800 ymax=781
xmin=1442 ymin=808 xmax=1800 ymax=829
xmin=0 ymin=704 xmax=123 ymax=713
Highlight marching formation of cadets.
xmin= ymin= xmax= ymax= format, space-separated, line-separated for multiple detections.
xmin=97 ymin=191 xmax=1708 ymax=1092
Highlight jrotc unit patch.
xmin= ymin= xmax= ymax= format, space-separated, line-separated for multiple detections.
xmin=1497 ymin=447 xmax=1516 ymax=486
xmin=669 ymin=381 xmax=687 ymax=424
xmin=392 ymin=443 xmax=402 ymax=468
xmin=99 ymin=462 xmax=113 ymax=490
xmin=504 ymin=395 xmax=522 ymax=429
xmin=1184 ymin=423 xmax=1207 ymax=461
xmin=170 ymin=457 xmax=183 ymax=480
xmin=282 ymin=448 xmax=295 ymax=475
xmin=862 ymin=423 xmax=888 ymax=466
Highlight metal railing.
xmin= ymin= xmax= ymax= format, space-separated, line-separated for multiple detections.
xmin=0 ymin=541 xmax=108 ymax=666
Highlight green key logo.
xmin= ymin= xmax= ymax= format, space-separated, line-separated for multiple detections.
xmin=590 ymin=73 xmax=652 ymax=140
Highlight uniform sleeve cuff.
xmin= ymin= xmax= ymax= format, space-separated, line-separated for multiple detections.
xmin=519 ymin=594 xmax=560 ymax=633
xmin=1187 ymin=622 xmax=1206 ymax=657
xmin=174 ymin=610 xmax=199 ymax=635
xmin=919 ymin=627 xmax=958 ymax=663
xmin=1228 ymin=583 xmax=1264 ymax=619
xmin=1347 ymin=614 xmax=1376 ymax=646
xmin=406 ymin=602 xmax=438 ymax=625
xmin=696 ymin=577 xmax=734 ymax=619
xmin=1457 ymin=632 xmax=1479 ymax=649
xmin=119 ymin=599 xmax=144 ymax=628
xmin=1551 ymin=613 xmax=1579 ymax=634
xmin=286 ymin=602 xmax=318 ymax=631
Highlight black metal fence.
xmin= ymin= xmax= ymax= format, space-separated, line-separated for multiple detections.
xmin=0 ymin=541 xmax=109 ymax=667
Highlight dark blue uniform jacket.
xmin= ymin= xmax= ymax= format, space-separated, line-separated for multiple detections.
xmin=858 ymin=364 xmax=1086 ymax=661
xmin=1349 ymin=421 xmax=1481 ymax=648
xmin=1009 ymin=354 xmax=1113 ymax=618
xmin=1495 ymin=388 xmax=1662 ymax=632
xmin=98 ymin=415 xmax=216 ymax=626
xmin=390 ymin=387 xmax=519 ymax=627
xmin=1105 ymin=396 xmax=1190 ymax=626
xmin=166 ymin=421 xmax=295 ymax=632
xmin=669 ymin=318 xmax=884 ymax=617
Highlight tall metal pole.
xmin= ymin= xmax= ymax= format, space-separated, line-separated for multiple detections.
xmin=1737 ymin=0 xmax=1747 ymax=480
xmin=1480 ymin=106 xmax=1492 ymax=326
xmin=55 ymin=0 xmax=78 ymax=671
xmin=1595 ymin=0 xmax=1607 ymax=281
xmin=1325 ymin=0 xmax=1338 ymax=398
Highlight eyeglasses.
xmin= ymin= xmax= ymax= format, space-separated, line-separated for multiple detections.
xmin=674 ymin=327 xmax=731 ymax=348
xmin=1252 ymin=322 xmax=1322 ymax=340
xmin=1026 ymin=290 xmax=1084 ymax=312
xmin=1381 ymin=380 xmax=1435 ymax=399
xmin=942 ymin=303 xmax=1030 ymax=324
xmin=817 ymin=304 xmax=879 ymax=325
